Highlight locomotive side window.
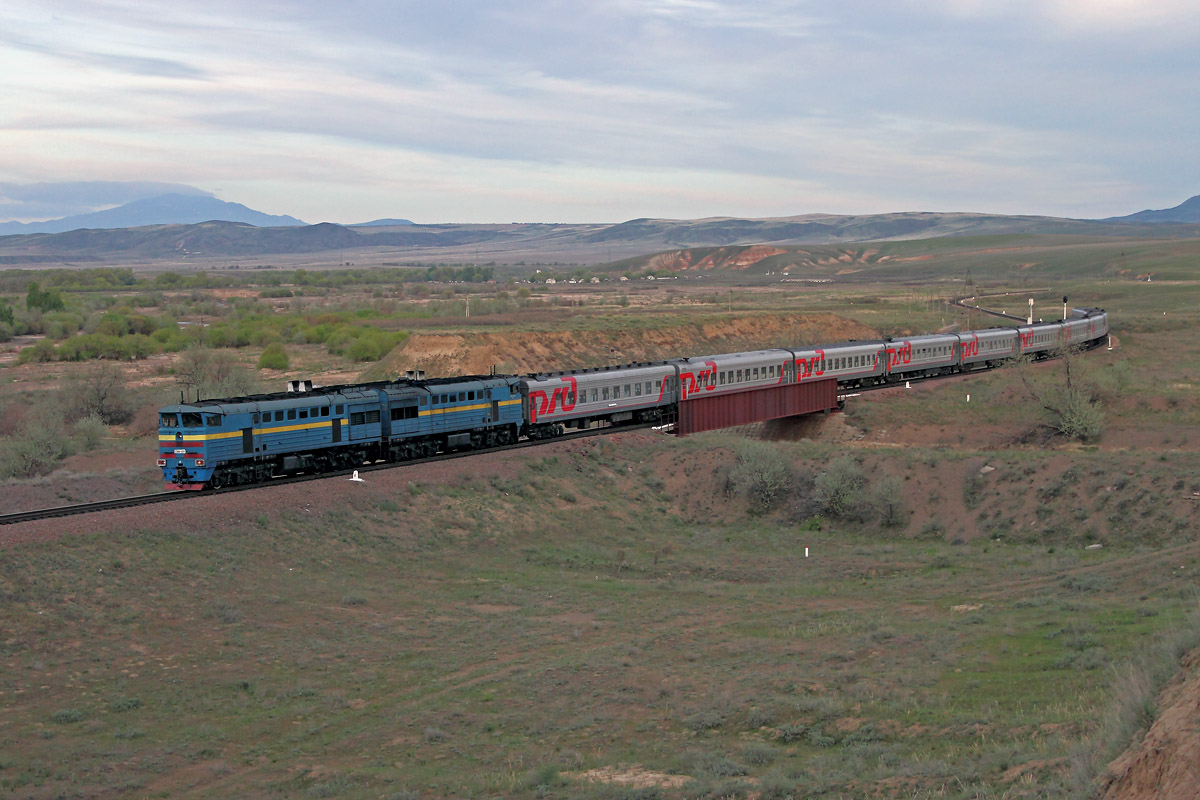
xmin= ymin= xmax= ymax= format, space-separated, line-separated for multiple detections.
xmin=160 ymin=413 xmax=178 ymax=427
xmin=321 ymin=407 xmax=329 ymax=416
xmin=366 ymin=410 xmax=380 ymax=423
xmin=252 ymin=413 xmax=260 ymax=424
xmin=335 ymin=404 xmax=344 ymax=414
xmin=205 ymin=414 xmax=221 ymax=426
xmin=351 ymin=412 xmax=365 ymax=425
xmin=182 ymin=413 xmax=202 ymax=428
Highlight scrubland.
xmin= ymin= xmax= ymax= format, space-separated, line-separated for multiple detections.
xmin=3 ymin=235 xmax=1200 ymax=798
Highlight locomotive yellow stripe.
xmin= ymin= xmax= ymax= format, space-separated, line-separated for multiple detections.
xmin=419 ymin=398 xmax=521 ymax=417
xmin=160 ymin=420 xmax=334 ymax=441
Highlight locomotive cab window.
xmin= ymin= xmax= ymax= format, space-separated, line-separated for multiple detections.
xmin=205 ymin=414 xmax=221 ymax=426
xmin=160 ymin=413 xmax=178 ymax=428
xmin=182 ymin=413 xmax=202 ymax=428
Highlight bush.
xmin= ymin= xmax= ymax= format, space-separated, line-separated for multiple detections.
xmin=0 ymin=418 xmax=72 ymax=478
xmin=72 ymin=415 xmax=108 ymax=450
xmin=728 ymin=440 xmax=793 ymax=511
xmin=258 ymin=342 xmax=290 ymax=370
xmin=868 ymin=474 xmax=907 ymax=527
xmin=814 ymin=457 xmax=866 ymax=518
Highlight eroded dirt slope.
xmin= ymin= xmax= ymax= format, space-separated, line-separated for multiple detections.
xmin=1100 ymin=650 xmax=1200 ymax=800
xmin=369 ymin=312 xmax=876 ymax=377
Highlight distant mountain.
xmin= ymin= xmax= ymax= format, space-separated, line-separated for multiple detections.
xmin=0 ymin=193 xmax=306 ymax=235
xmin=350 ymin=218 xmax=415 ymax=227
xmin=3 ymin=209 xmax=1200 ymax=264
xmin=1103 ymin=195 xmax=1200 ymax=224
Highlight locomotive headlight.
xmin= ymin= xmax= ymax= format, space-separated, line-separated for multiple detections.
xmin=195 ymin=459 xmax=206 ymax=467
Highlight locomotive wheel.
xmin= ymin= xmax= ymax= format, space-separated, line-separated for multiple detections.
xmin=208 ymin=472 xmax=225 ymax=490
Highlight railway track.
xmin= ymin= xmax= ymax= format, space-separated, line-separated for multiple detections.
xmin=0 ymin=421 xmax=662 ymax=526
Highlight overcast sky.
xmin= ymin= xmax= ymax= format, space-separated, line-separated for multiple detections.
xmin=1 ymin=0 xmax=1197 ymax=224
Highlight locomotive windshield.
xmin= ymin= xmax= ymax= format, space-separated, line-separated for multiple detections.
xmin=180 ymin=413 xmax=203 ymax=428
xmin=160 ymin=413 xmax=178 ymax=428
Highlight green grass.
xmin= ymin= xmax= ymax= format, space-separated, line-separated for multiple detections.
xmin=2 ymin=433 xmax=1197 ymax=798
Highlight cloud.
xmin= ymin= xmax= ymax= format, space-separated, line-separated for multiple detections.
xmin=0 ymin=0 xmax=1195 ymax=222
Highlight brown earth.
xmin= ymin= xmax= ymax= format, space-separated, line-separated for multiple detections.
xmin=1100 ymin=650 xmax=1200 ymax=800
xmin=370 ymin=312 xmax=876 ymax=378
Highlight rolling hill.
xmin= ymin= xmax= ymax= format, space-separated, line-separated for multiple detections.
xmin=2 ymin=204 xmax=1200 ymax=265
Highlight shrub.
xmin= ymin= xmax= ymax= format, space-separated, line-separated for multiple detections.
xmin=814 ymin=457 xmax=866 ymax=518
xmin=51 ymin=708 xmax=85 ymax=724
xmin=72 ymin=415 xmax=109 ymax=451
xmin=728 ymin=440 xmax=793 ymax=511
xmin=868 ymin=474 xmax=907 ymax=527
xmin=258 ymin=342 xmax=290 ymax=370
xmin=0 ymin=418 xmax=72 ymax=478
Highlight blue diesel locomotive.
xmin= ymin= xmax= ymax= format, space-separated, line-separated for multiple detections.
xmin=158 ymin=376 xmax=522 ymax=489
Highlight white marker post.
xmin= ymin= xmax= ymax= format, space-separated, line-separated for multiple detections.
xmin=804 ymin=547 xmax=809 ymax=558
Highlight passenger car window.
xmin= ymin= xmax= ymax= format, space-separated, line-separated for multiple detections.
xmin=288 ymin=409 xmax=296 ymax=420
xmin=299 ymin=410 xmax=308 ymax=419
xmin=335 ymin=404 xmax=344 ymax=414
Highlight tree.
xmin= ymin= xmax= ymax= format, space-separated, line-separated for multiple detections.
xmin=1011 ymin=345 xmax=1105 ymax=443
xmin=175 ymin=347 xmax=256 ymax=401
xmin=64 ymin=363 xmax=134 ymax=424
xmin=26 ymin=281 xmax=65 ymax=313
